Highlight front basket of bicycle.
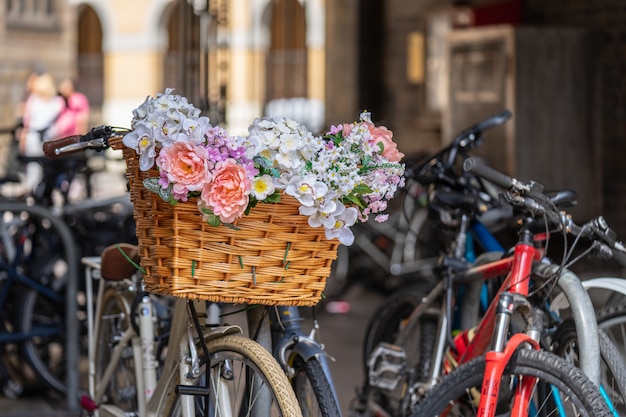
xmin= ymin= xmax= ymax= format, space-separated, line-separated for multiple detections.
xmin=117 ymin=143 xmax=339 ymax=306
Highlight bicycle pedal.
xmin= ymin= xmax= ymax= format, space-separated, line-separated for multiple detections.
xmin=2 ymin=379 xmax=22 ymax=399
xmin=367 ymin=342 xmax=407 ymax=390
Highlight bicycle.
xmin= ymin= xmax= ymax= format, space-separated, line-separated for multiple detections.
xmin=350 ymin=112 xmax=626 ymax=416
xmin=46 ymin=126 xmax=342 ymax=417
xmin=80 ymin=243 xmax=301 ymax=417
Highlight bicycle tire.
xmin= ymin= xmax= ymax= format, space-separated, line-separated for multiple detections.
xmin=551 ymin=317 xmax=626 ymax=414
xmin=93 ymin=286 xmax=138 ymax=412
xmin=14 ymin=210 xmax=74 ymax=395
xmin=162 ymin=334 xmax=303 ymax=417
xmin=410 ymin=348 xmax=612 ymax=417
xmin=17 ymin=287 xmax=68 ymax=394
xmin=597 ymin=299 xmax=626 ymax=359
xmin=291 ymin=355 xmax=341 ymax=417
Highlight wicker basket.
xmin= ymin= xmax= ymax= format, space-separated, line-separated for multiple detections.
xmin=115 ymin=139 xmax=339 ymax=306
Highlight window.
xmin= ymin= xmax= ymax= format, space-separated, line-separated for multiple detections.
xmin=6 ymin=0 xmax=59 ymax=30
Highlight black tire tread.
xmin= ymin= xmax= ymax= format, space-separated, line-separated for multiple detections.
xmin=292 ymin=355 xmax=341 ymax=417
xmin=411 ymin=348 xmax=611 ymax=417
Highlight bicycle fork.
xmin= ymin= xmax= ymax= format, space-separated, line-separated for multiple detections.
xmin=478 ymin=292 xmax=543 ymax=417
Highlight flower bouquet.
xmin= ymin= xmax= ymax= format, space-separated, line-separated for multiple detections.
xmin=119 ymin=89 xmax=405 ymax=305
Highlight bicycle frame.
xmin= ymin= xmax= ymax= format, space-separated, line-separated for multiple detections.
xmin=447 ymin=230 xmax=602 ymax=417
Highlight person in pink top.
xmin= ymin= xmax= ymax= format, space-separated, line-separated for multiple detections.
xmin=51 ymin=77 xmax=91 ymax=138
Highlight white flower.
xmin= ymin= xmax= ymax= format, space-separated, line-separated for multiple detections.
xmin=280 ymin=133 xmax=301 ymax=152
xmin=183 ymin=116 xmax=212 ymax=145
xmin=285 ymin=174 xmax=329 ymax=207
xmin=301 ymin=197 xmax=342 ymax=229
xmin=324 ymin=206 xmax=359 ymax=245
xmin=122 ymin=123 xmax=157 ymax=171
xmin=275 ymin=151 xmax=302 ymax=170
xmin=251 ymin=175 xmax=275 ymax=200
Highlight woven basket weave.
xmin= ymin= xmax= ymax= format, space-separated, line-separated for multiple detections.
xmin=114 ymin=139 xmax=339 ymax=306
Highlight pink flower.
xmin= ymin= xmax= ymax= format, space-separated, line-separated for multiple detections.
xmin=157 ymin=141 xmax=212 ymax=199
xmin=201 ymin=159 xmax=251 ymax=223
xmin=367 ymin=123 xmax=404 ymax=162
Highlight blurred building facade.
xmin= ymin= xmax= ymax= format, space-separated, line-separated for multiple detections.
xmin=1 ymin=0 xmax=625 ymax=240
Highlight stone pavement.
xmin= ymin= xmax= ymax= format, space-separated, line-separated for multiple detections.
xmin=0 ymin=284 xmax=385 ymax=417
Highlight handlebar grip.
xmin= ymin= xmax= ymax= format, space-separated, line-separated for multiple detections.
xmin=42 ymin=135 xmax=83 ymax=158
xmin=473 ymin=110 xmax=513 ymax=133
xmin=463 ymin=157 xmax=513 ymax=189
xmin=611 ymin=248 xmax=626 ymax=269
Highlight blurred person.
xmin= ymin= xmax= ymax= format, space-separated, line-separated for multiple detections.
xmin=14 ymin=71 xmax=39 ymax=133
xmin=51 ymin=77 xmax=90 ymax=137
xmin=5 ymin=71 xmax=40 ymax=176
xmin=19 ymin=72 xmax=65 ymax=193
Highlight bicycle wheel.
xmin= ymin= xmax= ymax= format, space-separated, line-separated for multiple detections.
xmin=291 ymin=355 xmax=341 ymax=417
xmin=551 ymin=317 xmax=626 ymax=414
xmin=11 ymin=209 xmax=74 ymax=394
xmin=17 ymin=287 xmax=68 ymax=394
xmin=163 ymin=334 xmax=302 ymax=417
xmin=597 ymin=299 xmax=626 ymax=359
xmin=93 ymin=286 xmax=137 ymax=412
xmin=410 ymin=348 xmax=611 ymax=417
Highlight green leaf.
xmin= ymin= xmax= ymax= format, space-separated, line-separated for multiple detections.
xmin=253 ymin=155 xmax=273 ymax=170
xmin=159 ymin=186 xmax=173 ymax=203
xmin=352 ymin=183 xmax=374 ymax=194
xmin=264 ymin=191 xmax=282 ymax=203
xmin=343 ymin=193 xmax=365 ymax=208
xmin=224 ymin=222 xmax=240 ymax=231
xmin=143 ymin=177 xmax=161 ymax=194
xmin=143 ymin=177 xmax=175 ymax=203
xmin=201 ymin=207 xmax=223 ymax=227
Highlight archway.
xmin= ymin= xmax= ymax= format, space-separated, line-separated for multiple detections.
xmin=76 ymin=5 xmax=103 ymax=115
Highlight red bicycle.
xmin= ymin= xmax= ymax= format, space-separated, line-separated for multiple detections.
xmin=409 ymin=158 xmax=622 ymax=417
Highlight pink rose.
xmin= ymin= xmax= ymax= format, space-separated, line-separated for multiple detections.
xmin=157 ymin=141 xmax=211 ymax=199
xmin=202 ymin=159 xmax=251 ymax=223
xmin=367 ymin=123 xmax=405 ymax=162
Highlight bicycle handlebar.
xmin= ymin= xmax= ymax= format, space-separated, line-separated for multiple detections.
xmin=463 ymin=156 xmax=626 ymax=265
xmin=462 ymin=157 xmax=515 ymax=190
xmin=43 ymin=125 xmax=128 ymax=158
xmin=411 ymin=110 xmax=512 ymax=186
xmin=453 ymin=109 xmax=512 ymax=146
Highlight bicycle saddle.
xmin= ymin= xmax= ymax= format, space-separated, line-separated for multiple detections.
xmin=101 ymin=243 xmax=140 ymax=281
